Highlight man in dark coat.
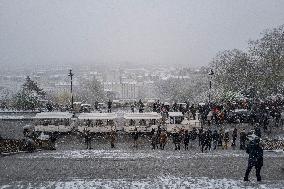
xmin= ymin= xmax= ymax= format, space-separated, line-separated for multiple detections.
xmin=189 ymin=128 xmax=198 ymax=147
xmin=84 ymin=130 xmax=92 ymax=150
xmin=107 ymin=99 xmax=112 ymax=113
xmin=212 ymin=130 xmax=219 ymax=150
xmin=200 ymin=131 xmax=207 ymax=152
xmin=172 ymin=130 xmax=181 ymax=150
xmin=184 ymin=130 xmax=190 ymax=150
xmin=198 ymin=127 xmax=204 ymax=146
xmin=254 ymin=125 xmax=262 ymax=138
xmin=204 ymin=129 xmax=212 ymax=151
xmin=138 ymin=99 xmax=144 ymax=113
xmin=109 ymin=130 xmax=116 ymax=148
xmin=244 ymin=137 xmax=263 ymax=182
xmin=231 ymin=128 xmax=237 ymax=148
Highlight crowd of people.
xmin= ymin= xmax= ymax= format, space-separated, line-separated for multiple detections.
xmin=146 ymin=126 xmax=261 ymax=153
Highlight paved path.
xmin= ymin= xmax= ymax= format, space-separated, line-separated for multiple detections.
xmin=1 ymin=148 xmax=284 ymax=188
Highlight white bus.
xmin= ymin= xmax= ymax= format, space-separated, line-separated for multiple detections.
xmin=77 ymin=113 xmax=117 ymax=133
xmin=166 ymin=112 xmax=201 ymax=133
xmin=34 ymin=112 xmax=75 ymax=133
xmin=123 ymin=112 xmax=162 ymax=133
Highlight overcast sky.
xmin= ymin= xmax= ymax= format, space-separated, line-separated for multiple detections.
xmin=1 ymin=0 xmax=284 ymax=68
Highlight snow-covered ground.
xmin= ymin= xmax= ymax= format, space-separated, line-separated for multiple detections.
xmin=1 ymin=149 xmax=284 ymax=189
xmin=1 ymin=176 xmax=284 ymax=189
xmin=18 ymin=149 xmax=284 ymax=160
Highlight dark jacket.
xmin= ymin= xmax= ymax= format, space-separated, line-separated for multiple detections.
xmin=172 ymin=133 xmax=181 ymax=144
xmin=184 ymin=133 xmax=190 ymax=144
xmin=212 ymin=131 xmax=219 ymax=141
xmin=246 ymin=141 xmax=263 ymax=167
xmin=133 ymin=131 xmax=139 ymax=140
xmin=232 ymin=129 xmax=237 ymax=140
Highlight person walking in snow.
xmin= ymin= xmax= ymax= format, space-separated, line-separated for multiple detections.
xmin=184 ymin=130 xmax=190 ymax=150
xmin=200 ymin=131 xmax=207 ymax=152
xmin=224 ymin=131 xmax=230 ymax=149
xmin=84 ymin=130 xmax=92 ymax=150
xmin=244 ymin=136 xmax=263 ymax=182
xmin=212 ymin=130 xmax=219 ymax=150
xmin=109 ymin=130 xmax=116 ymax=148
xmin=172 ymin=130 xmax=181 ymax=150
xmin=151 ymin=131 xmax=159 ymax=150
xmin=232 ymin=128 xmax=238 ymax=149
xmin=204 ymin=129 xmax=212 ymax=151
xmin=218 ymin=128 xmax=224 ymax=148
xmin=107 ymin=99 xmax=112 ymax=113
xmin=138 ymin=99 xmax=144 ymax=113
xmin=159 ymin=130 xmax=168 ymax=150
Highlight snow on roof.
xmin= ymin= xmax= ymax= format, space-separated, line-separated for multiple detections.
xmin=124 ymin=112 xmax=162 ymax=120
xmin=168 ymin=112 xmax=184 ymax=117
xmin=78 ymin=113 xmax=117 ymax=120
xmin=35 ymin=112 xmax=73 ymax=119
xmin=233 ymin=109 xmax=248 ymax=112
xmin=0 ymin=116 xmax=25 ymax=120
xmin=73 ymin=102 xmax=82 ymax=105
xmin=81 ymin=104 xmax=91 ymax=106
xmin=147 ymin=100 xmax=155 ymax=103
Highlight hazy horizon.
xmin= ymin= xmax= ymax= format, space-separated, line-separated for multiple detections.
xmin=1 ymin=0 xmax=284 ymax=68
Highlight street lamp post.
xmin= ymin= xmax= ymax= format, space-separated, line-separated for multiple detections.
xmin=208 ymin=69 xmax=214 ymax=106
xmin=68 ymin=69 xmax=74 ymax=110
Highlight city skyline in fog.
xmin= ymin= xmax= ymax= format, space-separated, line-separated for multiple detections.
xmin=1 ymin=0 xmax=284 ymax=68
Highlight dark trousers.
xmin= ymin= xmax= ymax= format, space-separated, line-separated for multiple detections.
xmin=152 ymin=143 xmax=157 ymax=150
xmin=174 ymin=143 xmax=180 ymax=150
xmin=160 ymin=142 xmax=165 ymax=150
xmin=201 ymin=143 xmax=206 ymax=152
xmin=86 ymin=140 xmax=92 ymax=149
xmin=244 ymin=165 xmax=262 ymax=181
xmin=213 ymin=140 xmax=218 ymax=150
xmin=232 ymin=139 xmax=236 ymax=147
xmin=184 ymin=142 xmax=189 ymax=150
xmin=240 ymin=141 xmax=246 ymax=150
xmin=205 ymin=141 xmax=211 ymax=151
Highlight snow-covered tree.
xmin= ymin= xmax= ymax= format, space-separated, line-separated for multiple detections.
xmin=210 ymin=49 xmax=255 ymax=94
xmin=12 ymin=76 xmax=45 ymax=110
xmin=210 ymin=25 xmax=284 ymax=99
xmin=249 ymin=24 xmax=284 ymax=95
